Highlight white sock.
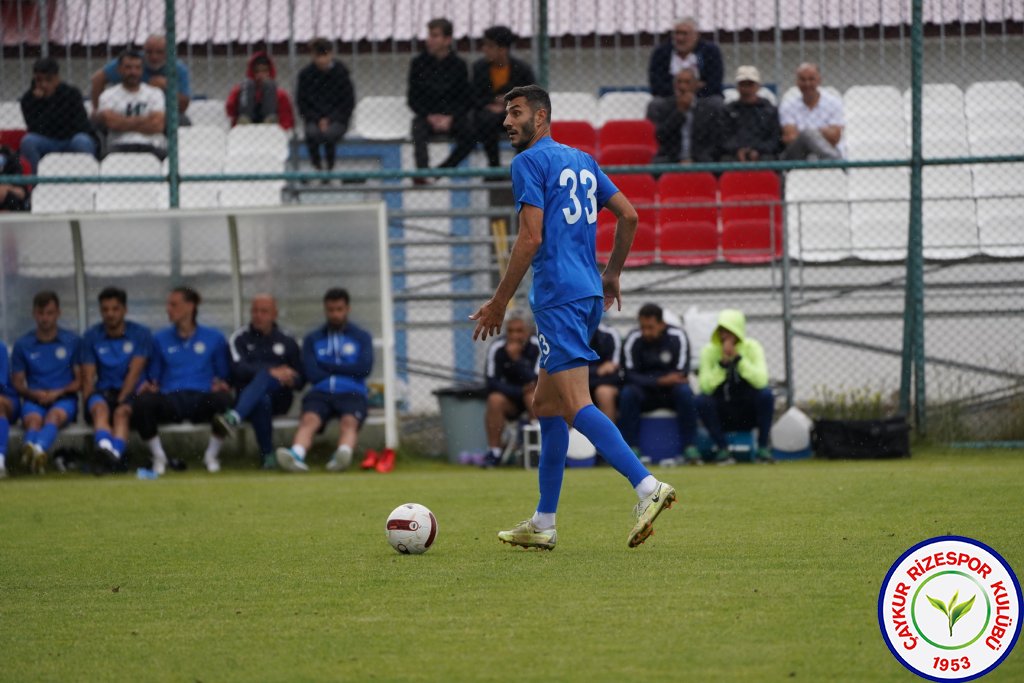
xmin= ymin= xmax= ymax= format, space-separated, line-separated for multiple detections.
xmin=635 ymin=475 xmax=659 ymax=499
xmin=98 ymin=438 xmax=114 ymax=452
xmin=0 ymin=453 xmax=6 ymax=469
xmin=490 ymin=447 xmax=501 ymax=459
xmin=336 ymin=445 xmax=353 ymax=457
xmin=531 ymin=511 xmax=556 ymax=529
xmin=205 ymin=437 xmax=224 ymax=460
xmin=147 ymin=436 xmax=166 ymax=461
xmin=291 ymin=444 xmax=307 ymax=459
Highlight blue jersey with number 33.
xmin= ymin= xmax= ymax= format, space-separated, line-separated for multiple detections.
xmin=510 ymin=136 xmax=619 ymax=311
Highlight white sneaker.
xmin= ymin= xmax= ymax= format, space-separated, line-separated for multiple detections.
xmin=325 ymin=449 xmax=352 ymax=472
xmin=0 ymin=465 xmax=7 ymax=479
xmin=152 ymin=451 xmax=167 ymax=476
xmin=204 ymin=453 xmax=221 ymax=473
xmin=276 ymin=447 xmax=309 ymax=473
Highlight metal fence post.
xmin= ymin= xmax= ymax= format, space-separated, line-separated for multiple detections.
xmin=165 ymin=0 xmax=180 ymax=209
xmin=535 ymin=0 xmax=549 ymax=89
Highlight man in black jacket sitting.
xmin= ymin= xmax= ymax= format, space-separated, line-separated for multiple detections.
xmin=407 ymin=18 xmax=471 ymax=176
xmin=646 ymin=68 xmax=722 ymax=164
xmin=19 ymin=57 xmax=96 ymax=171
xmin=296 ymin=38 xmax=355 ymax=177
xmin=215 ymin=295 xmax=303 ymax=469
xmin=438 ymin=25 xmax=535 ymax=170
xmin=647 ymin=17 xmax=724 ymax=100
xmin=721 ymin=66 xmax=782 ymax=162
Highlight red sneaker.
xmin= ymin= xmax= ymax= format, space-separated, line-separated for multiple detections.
xmin=360 ymin=449 xmax=379 ymax=470
xmin=374 ymin=448 xmax=396 ymax=473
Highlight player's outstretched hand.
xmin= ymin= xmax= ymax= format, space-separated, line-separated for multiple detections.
xmin=602 ymin=273 xmax=622 ymax=312
xmin=469 ymin=298 xmax=504 ymax=341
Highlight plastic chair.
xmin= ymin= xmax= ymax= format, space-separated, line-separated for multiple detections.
xmin=972 ymin=162 xmax=1024 ymax=199
xmin=597 ymin=145 xmax=654 ymax=166
xmin=186 ymin=99 xmax=230 ymax=130
xmin=226 ymin=124 xmax=289 ymax=161
xmin=549 ymin=92 xmax=599 ymax=125
xmin=0 ymin=101 xmax=26 ymax=128
xmin=597 ymin=173 xmax=656 ymax=266
xmin=844 ymin=86 xmax=903 ymax=121
xmin=169 ymin=154 xmax=222 ymax=209
xmin=596 ymin=92 xmax=653 ymax=127
xmin=31 ymin=153 xmax=99 ymax=214
xmin=923 ymin=199 xmax=978 ymax=260
xmin=784 ymin=169 xmax=851 ymax=262
xmin=0 ymin=129 xmax=27 ymax=152
xmin=848 ymin=167 xmax=909 ymax=262
xmin=903 ymin=83 xmax=965 ymax=118
xmin=353 ymin=96 xmax=411 ymax=140
xmin=219 ymin=155 xmax=284 ymax=207
xmin=599 ymin=119 xmax=657 ymax=153
xmin=965 ymin=81 xmax=1024 ymax=119
xmin=178 ymin=125 xmax=227 ymax=158
xmin=977 ymin=198 xmax=1024 ymax=258
xmin=550 ymin=121 xmax=597 ymax=157
xmin=718 ymin=171 xmax=782 ymax=263
xmin=96 ymin=153 xmax=168 ymax=212
xmin=968 ymin=112 xmax=1024 ymax=154
xmin=657 ymin=172 xmax=718 ymax=265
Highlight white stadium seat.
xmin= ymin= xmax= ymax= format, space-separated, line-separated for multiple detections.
xmin=965 ymin=80 xmax=1024 ymax=119
xmin=922 ymin=166 xmax=977 ymax=260
xmin=977 ymin=198 xmax=1024 ymax=258
xmin=904 ymin=83 xmax=965 ymax=118
xmin=186 ymin=99 xmax=230 ymax=130
xmin=169 ymin=154 xmax=223 ymax=209
xmin=31 ymin=153 xmax=99 ymax=214
xmin=844 ymin=86 xmax=903 ymax=121
xmin=353 ymin=96 xmax=411 ymax=140
xmin=972 ymin=162 xmax=1024 ymax=199
xmin=177 ymin=125 xmax=227 ymax=158
xmin=968 ymin=111 xmax=1024 ymax=154
xmin=96 ymin=153 xmax=168 ymax=212
xmin=0 ymin=101 xmax=26 ymax=128
xmin=549 ymin=92 xmax=599 ymax=124
xmin=219 ymin=155 xmax=284 ymax=207
xmin=784 ymin=169 xmax=850 ymax=262
xmin=849 ymin=168 xmax=909 ymax=262
xmin=226 ymin=124 xmax=289 ymax=161
xmin=596 ymin=91 xmax=652 ymax=126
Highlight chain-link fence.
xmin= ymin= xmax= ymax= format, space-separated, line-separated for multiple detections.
xmin=1 ymin=1 xmax=1022 ymax=446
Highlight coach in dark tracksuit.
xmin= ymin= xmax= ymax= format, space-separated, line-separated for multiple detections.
xmin=588 ymin=323 xmax=622 ymax=422
xmin=618 ymin=303 xmax=700 ymax=463
xmin=215 ymin=295 xmax=303 ymax=469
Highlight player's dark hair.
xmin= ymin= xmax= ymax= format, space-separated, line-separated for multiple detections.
xmin=32 ymin=57 xmax=59 ymax=76
xmin=33 ymin=290 xmax=60 ymax=310
xmin=310 ymin=37 xmax=333 ymax=55
xmin=118 ymin=49 xmax=143 ymax=66
xmin=98 ymin=286 xmax=127 ymax=307
xmin=638 ymin=303 xmax=663 ymax=322
xmin=323 ymin=288 xmax=350 ymax=304
xmin=172 ymin=286 xmax=201 ymax=323
xmin=483 ymin=25 xmax=514 ymax=48
xmin=427 ymin=18 xmax=453 ymax=38
xmin=504 ymin=85 xmax=551 ymax=120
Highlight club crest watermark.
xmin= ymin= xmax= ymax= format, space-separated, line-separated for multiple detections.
xmin=879 ymin=536 xmax=1021 ymax=681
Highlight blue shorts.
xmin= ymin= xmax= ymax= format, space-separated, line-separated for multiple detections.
xmin=533 ymin=296 xmax=602 ymax=375
xmin=301 ymin=390 xmax=368 ymax=430
xmin=23 ymin=396 xmax=79 ymax=423
xmin=1 ymin=393 xmax=21 ymax=421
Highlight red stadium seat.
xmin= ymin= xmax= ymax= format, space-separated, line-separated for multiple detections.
xmin=597 ymin=214 xmax=656 ymax=266
xmin=551 ymin=121 xmax=597 ymax=157
xmin=657 ymin=172 xmax=719 ymax=265
xmin=599 ymin=119 xmax=657 ymax=152
xmin=0 ymin=129 xmax=27 ymax=152
xmin=598 ymin=144 xmax=653 ymax=166
xmin=719 ymin=171 xmax=783 ymax=263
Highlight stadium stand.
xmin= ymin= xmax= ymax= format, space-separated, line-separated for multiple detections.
xmin=784 ymin=168 xmax=851 ymax=262
xmin=849 ymin=167 xmax=910 ymax=262
xmin=226 ymin=124 xmax=289 ymax=161
xmin=922 ymin=165 xmax=978 ymax=260
xmin=353 ymin=95 xmax=411 ymax=140
xmin=657 ymin=172 xmax=718 ymax=266
xmin=549 ymin=92 xmax=599 ymax=125
xmin=30 ymin=152 xmax=98 ymax=214
xmin=172 ymin=154 xmax=223 ymax=209
xmin=186 ymin=99 xmax=230 ymax=130
xmin=597 ymin=119 xmax=656 ymax=166
xmin=550 ymin=121 xmax=597 ymax=157
xmin=96 ymin=153 xmax=168 ymax=212
xmin=596 ymin=91 xmax=652 ymax=127
xmin=220 ymin=154 xmax=284 ymax=207
xmin=719 ymin=171 xmax=782 ymax=264
xmin=597 ymin=173 xmax=656 ymax=267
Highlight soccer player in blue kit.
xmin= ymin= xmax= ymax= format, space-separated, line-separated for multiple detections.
xmin=470 ymin=85 xmax=676 ymax=549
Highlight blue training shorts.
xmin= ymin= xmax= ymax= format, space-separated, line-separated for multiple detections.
xmin=301 ymin=390 xmax=368 ymax=431
xmin=533 ymin=296 xmax=602 ymax=375
xmin=23 ymin=396 xmax=79 ymax=423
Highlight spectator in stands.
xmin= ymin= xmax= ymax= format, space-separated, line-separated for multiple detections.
xmin=19 ymin=57 xmax=96 ymax=171
xmin=11 ymin=291 xmax=82 ymax=474
xmin=276 ymin=288 xmax=376 ymax=474
xmin=215 ymin=295 xmax=303 ymax=470
xmin=91 ymin=50 xmax=167 ymax=159
xmin=483 ymin=309 xmax=540 ymax=467
xmin=90 ymin=33 xmax=191 ymax=117
xmin=0 ymin=145 xmax=29 ymax=212
xmin=648 ymin=17 xmax=724 ymax=100
xmin=722 ymin=65 xmax=782 ymax=162
xmin=81 ymin=286 xmax=151 ymax=472
xmin=697 ymin=309 xmax=774 ymax=464
xmin=296 ymin=38 xmax=355 ymax=178
xmin=618 ymin=303 xmax=701 ymax=465
xmin=133 ymin=287 xmax=232 ymax=474
xmin=780 ymin=63 xmax=844 ymax=160
xmin=647 ymin=68 xmax=722 ymax=164
xmin=407 ymin=17 xmax=471 ymax=180
xmin=0 ymin=338 xmax=21 ymax=478
xmin=589 ymin=320 xmax=622 ymax=422
xmin=225 ymin=52 xmax=295 ymax=130
xmin=438 ymin=25 xmax=535 ymax=171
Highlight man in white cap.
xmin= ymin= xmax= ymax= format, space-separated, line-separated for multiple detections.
xmin=722 ymin=65 xmax=782 ymax=162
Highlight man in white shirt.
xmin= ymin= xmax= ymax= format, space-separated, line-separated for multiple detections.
xmin=779 ymin=63 xmax=844 ymax=160
xmin=92 ymin=50 xmax=166 ymax=159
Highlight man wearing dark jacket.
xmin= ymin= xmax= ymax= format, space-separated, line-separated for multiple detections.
xmin=407 ymin=18 xmax=470 ymax=173
xmin=483 ymin=310 xmax=540 ymax=467
xmin=439 ymin=25 xmax=535 ymax=170
xmin=296 ymin=38 xmax=355 ymax=174
xmin=618 ymin=303 xmax=701 ymax=464
xmin=215 ymin=295 xmax=303 ymax=469
xmin=19 ymin=57 xmax=96 ymax=171
xmin=647 ymin=68 xmax=722 ymax=164
xmin=648 ymin=17 xmax=724 ymax=100
xmin=721 ymin=66 xmax=782 ymax=162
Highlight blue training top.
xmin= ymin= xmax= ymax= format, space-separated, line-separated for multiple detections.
xmin=11 ymin=327 xmax=81 ymax=390
xmin=81 ymin=320 xmax=153 ymax=392
xmin=149 ymin=324 xmax=229 ymax=393
xmin=302 ymin=321 xmax=374 ymax=396
xmin=510 ymin=135 xmax=619 ymax=311
xmin=0 ymin=340 xmax=16 ymax=398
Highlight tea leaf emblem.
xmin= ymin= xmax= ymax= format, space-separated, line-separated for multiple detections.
xmin=927 ymin=590 xmax=976 ymax=637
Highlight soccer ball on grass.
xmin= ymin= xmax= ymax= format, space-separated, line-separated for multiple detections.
xmin=385 ymin=503 xmax=437 ymax=554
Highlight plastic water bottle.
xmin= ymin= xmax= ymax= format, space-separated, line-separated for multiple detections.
xmin=136 ymin=468 xmax=159 ymax=480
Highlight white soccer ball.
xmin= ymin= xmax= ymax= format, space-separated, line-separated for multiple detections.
xmin=385 ymin=503 xmax=438 ymax=555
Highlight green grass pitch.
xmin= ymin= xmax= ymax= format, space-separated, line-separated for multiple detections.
xmin=1 ymin=448 xmax=1021 ymax=682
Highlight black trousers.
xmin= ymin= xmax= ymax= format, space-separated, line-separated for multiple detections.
xmin=133 ymin=390 xmax=232 ymax=440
